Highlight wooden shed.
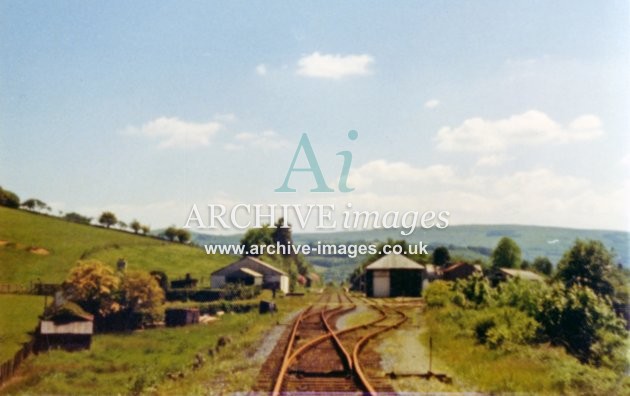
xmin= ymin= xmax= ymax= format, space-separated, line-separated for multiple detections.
xmin=211 ymin=257 xmax=289 ymax=294
xmin=225 ymin=267 xmax=263 ymax=286
xmin=35 ymin=302 xmax=93 ymax=352
xmin=365 ymin=254 xmax=424 ymax=297
xmin=165 ymin=308 xmax=200 ymax=327
xmin=442 ymin=262 xmax=483 ymax=281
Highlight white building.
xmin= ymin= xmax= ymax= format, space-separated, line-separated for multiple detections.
xmin=211 ymin=256 xmax=289 ymax=294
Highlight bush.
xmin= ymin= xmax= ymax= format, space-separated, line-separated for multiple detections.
xmin=473 ymin=308 xmax=539 ymax=349
xmin=424 ymin=281 xmax=453 ymax=307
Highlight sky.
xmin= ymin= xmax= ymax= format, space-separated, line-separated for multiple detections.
xmin=1 ymin=1 xmax=629 ymax=233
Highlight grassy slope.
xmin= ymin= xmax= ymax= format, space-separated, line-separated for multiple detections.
xmin=420 ymin=307 xmax=629 ymax=395
xmin=0 ymin=295 xmax=45 ymax=361
xmin=4 ymin=291 xmax=316 ymax=395
xmin=0 ymin=207 xmax=234 ymax=285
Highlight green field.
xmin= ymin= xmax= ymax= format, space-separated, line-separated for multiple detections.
xmin=3 ymin=291 xmax=316 ymax=395
xmin=0 ymin=295 xmax=45 ymax=361
xmin=0 ymin=207 xmax=235 ymax=286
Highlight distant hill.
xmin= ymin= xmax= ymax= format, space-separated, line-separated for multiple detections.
xmin=0 ymin=207 xmax=234 ymax=286
xmin=192 ymin=224 xmax=629 ymax=283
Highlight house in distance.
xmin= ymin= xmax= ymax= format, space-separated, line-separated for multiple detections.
xmin=211 ymin=256 xmax=289 ymax=294
xmin=365 ymin=254 xmax=425 ymax=297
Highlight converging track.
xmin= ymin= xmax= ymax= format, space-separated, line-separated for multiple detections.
xmin=253 ymin=291 xmax=408 ymax=395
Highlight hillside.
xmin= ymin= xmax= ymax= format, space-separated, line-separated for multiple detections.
xmin=0 ymin=207 xmax=234 ymax=286
xmin=193 ymin=224 xmax=629 ymax=283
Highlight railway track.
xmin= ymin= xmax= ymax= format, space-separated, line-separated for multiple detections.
xmin=253 ymin=291 xmax=407 ymax=395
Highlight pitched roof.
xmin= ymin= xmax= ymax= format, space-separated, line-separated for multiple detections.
xmin=239 ymin=267 xmax=263 ymax=277
xmin=442 ymin=262 xmax=480 ymax=274
xmin=365 ymin=254 xmax=424 ymax=270
xmin=211 ymin=256 xmax=287 ymax=276
xmin=43 ymin=301 xmax=94 ymax=322
xmin=499 ymin=268 xmax=544 ymax=282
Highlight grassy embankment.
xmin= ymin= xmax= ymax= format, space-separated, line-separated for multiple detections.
xmin=3 ymin=290 xmax=316 ymax=394
xmin=0 ymin=206 xmax=233 ymax=364
xmin=417 ymin=306 xmax=629 ymax=395
xmin=0 ymin=206 xmax=234 ymax=286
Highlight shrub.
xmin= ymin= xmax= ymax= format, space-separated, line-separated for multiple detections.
xmin=424 ymin=281 xmax=453 ymax=307
xmin=474 ymin=307 xmax=538 ymax=349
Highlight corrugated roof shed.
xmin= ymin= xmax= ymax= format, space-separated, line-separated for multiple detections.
xmin=211 ymin=256 xmax=287 ymax=276
xmin=499 ymin=268 xmax=544 ymax=282
xmin=365 ymin=254 xmax=424 ymax=270
xmin=239 ymin=267 xmax=263 ymax=277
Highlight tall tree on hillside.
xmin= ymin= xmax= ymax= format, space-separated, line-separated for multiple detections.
xmin=240 ymin=225 xmax=273 ymax=256
xmin=21 ymin=198 xmax=47 ymax=212
xmin=117 ymin=221 xmax=128 ymax=230
xmin=140 ymin=225 xmax=150 ymax=235
xmin=98 ymin=211 xmax=117 ymax=228
xmin=556 ymin=239 xmax=615 ymax=298
xmin=432 ymin=246 xmax=451 ymax=267
xmin=0 ymin=186 xmax=20 ymax=208
xmin=176 ymin=228 xmax=191 ymax=244
xmin=272 ymin=217 xmax=294 ymax=256
xmin=491 ymin=237 xmax=522 ymax=269
xmin=130 ymin=220 xmax=141 ymax=234
xmin=64 ymin=212 xmax=92 ymax=225
xmin=163 ymin=226 xmax=178 ymax=242
xmin=533 ymin=256 xmax=553 ymax=276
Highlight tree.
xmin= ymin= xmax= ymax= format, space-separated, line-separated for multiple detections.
xmin=63 ymin=212 xmax=92 ymax=225
xmin=140 ymin=225 xmax=150 ymax=235
xmin=176 ymin=228 xmax=191 ymax=244
xmin=432 ymin=246 xmax=451 ymax=267
xmin=0 ymin=186 xmax=20 ymax=208
xmin=21 ymin=198 xmax=47 ymax=212
xmin=491 ymin=237 xmax=522 ymax=269
xmin=117 ymin=221 xmax=128 ymax=230
xmin=520 ymin=260 xmax=531 ymax=270
xmin=62 ymin=260 xmax=121 ymax=317
xmin=163 ymin=226 xmax=178 ymax=241
xmin=130 ymin=220 xmax=141 ymax=234
xmin=240 ymin=225 xmax=274 ymax=257
xmin=533 ymin=256 xmax=553 ymax=276
xmin=272 ymin=217 xmax=294 ymax=257
xmin=120 ymin=270 xmax=164 ymax=313
xmin=99 ymin=211 xmax=117 ymax=228
xmin=556 ymin=239 xmax=615 ymax=299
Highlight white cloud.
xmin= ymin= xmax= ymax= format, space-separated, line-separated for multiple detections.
xmin=341 ymin=159 xmax=628 ymax=231
xmin=123 ymin=117 xmax=223 ymax=149
xmin=475 ymin=154 xmax=509 ymax=167
xmin=227 ymin=130 xmax=289 ymax=151
xmin=296 ymin=52 xmax=374 ymax=79
xmin=255 ymin=64 xmax=267 ymax=76
xmin=435 ymin=110 xmax=603 ymax=152
xmin=424 ymin=99 xmax=440 ymax=109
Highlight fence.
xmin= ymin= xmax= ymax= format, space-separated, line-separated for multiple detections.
xmin=0 ymin=283 xmax=60 ymax=295
xmin=0 ymin=334 xmax=35 ymax=387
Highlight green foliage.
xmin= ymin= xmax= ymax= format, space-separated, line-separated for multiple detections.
xmin=424 ymin=280 xmax=452 ymax=307
xmin=533 ymin=256 xmax=553 ymax=275
xmin=473 ymin=307 xmax=538 ymax=349
xmin=0 ymin=186 xmax=20 ymax=208
xmin=432 ymin=246 xmax=451 ymax=266
xmin=163 ymin=226 xmax=178 ymax=241
xmin=537 ymin=283 xmax=627 ymax=369
xmin=21 ymin=198 xmax=48 ymax=212
xmin=221 ymin=283 xmax=261 ymax=301
xmin=452 ymin=274 xmax=495 ymax=308
xmin=556 ymin=239 xmax=615 ymax=299
xmin=175 ymin=228 xmax=191 ymax=244
xmin=491 ymin=237 xmax=522 ymax=269
xmin=240 ymin=225 xmax=273 ymax=257
xmin=63 ymin=259 xmax=122 ymax=317
xmin=130 ymin=220 xmax=141 ymax=234
xmin=98 ymin=211 xmax=117 ymax=228
xmin=63 ymin=211 xmax=92 ymax=225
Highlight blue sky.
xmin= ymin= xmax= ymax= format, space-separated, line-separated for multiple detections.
xmin=1 ymin=1 xmax=628 ymax=232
